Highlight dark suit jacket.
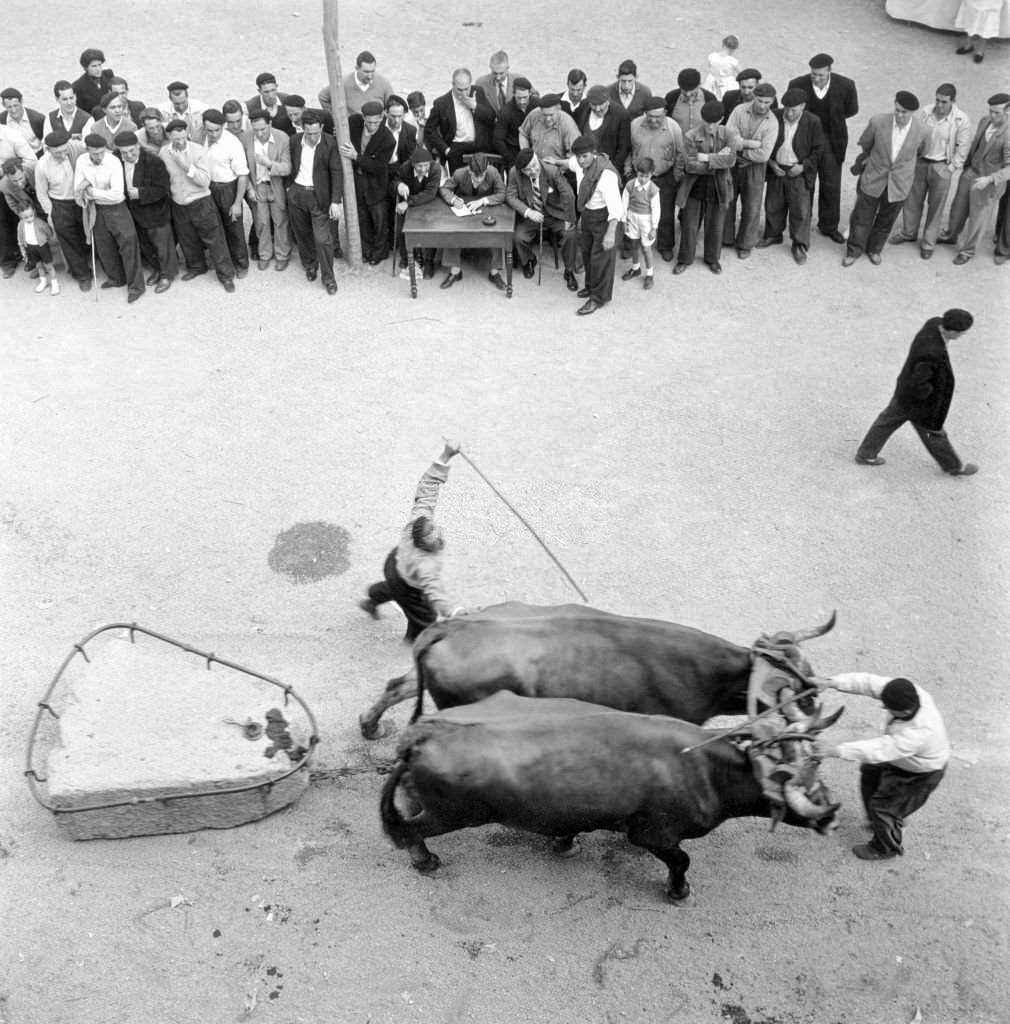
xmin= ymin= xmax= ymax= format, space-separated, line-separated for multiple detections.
xmin=72 ymin=69 xmax=114 ymax=114
xmin=48 ymin=108 xmax=92 ymax=139
xmin=283 ymin=109 xmax=334 ymax=138
xmin=493 ymin=97 xmax=540 ymax=166
xmin=124 ymin=147 xmax=172 ymax=228
xmin=768 ymin=110 xmax=825 ymax=187
xmin=0 ymin=108 xmax=46 ymax=148
xmin=390 ymin=158 xmax=441 ymax=205
xmin=247 ymin=95 xmax=292 ymax=135
xmin=289 ymin=132 xmax=343 ymax=208
xmin=390 ymin=121 xmax=417 ymax=166
xmin=894 ymin=318 xmax=955 ymax=429
xmin=786 ymin=72 xmax=858 ymax=163
xmin=607 ymin=83 xmax=653 ymax=121
xmin=423 ymin=87 xmax=496 ymax=162
xmin=347 ymin=114 xmax=396 ymax=205
xmin=505 ymin=162 xmax=576 ymax=223
xmin=575 ymin=104 xmax=631 ymax=176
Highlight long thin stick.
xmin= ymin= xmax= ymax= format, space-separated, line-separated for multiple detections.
xmin=390 ymin=212 xmax=401 ymax=277
xmin=680 ymin=685 xmax=818 ymax=754
xmin=537 ymin=219 xmax=543 ymax=286
xmin=451 ymin=443 xmax=588 ymax=603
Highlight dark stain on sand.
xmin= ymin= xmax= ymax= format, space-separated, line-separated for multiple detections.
xmin=268 ymin=522 xmax=350 ymax=583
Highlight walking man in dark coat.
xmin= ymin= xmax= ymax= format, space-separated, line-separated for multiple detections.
xmin=855 ymin=308 xmax=978 ymax=476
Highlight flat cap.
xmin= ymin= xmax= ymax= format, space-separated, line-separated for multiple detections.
xmin=539 ymin=92 xmax=562 ymax=108
xmin=571 ymin=133 xmax=598 ymax=154
xmin=736 ymin=68 xmax=762 ymax=82
xmin=44 ymin=130 xmax=71 ymax=147
xmin=361 ymin=99 xmax=384 ymax=116
xmin=941 ymin=308 xmax=973 ymax=331
xmin=114 ymin=130 xmax=138 ymax=146
xmin=988 ymin=92 xmax=1010 ymax=106
xmin=284 ymin=94 xmax=306 ymax=108
xmin=894 ymin=90 xmax=919 ymax=111
xmin=202 ymin=108 xmax=225 ymax=124
xmin=643 ymin=95 xmax=666 ymax=111
xmin=513 ymin=148 xmax=535 ymax=170
xmin=586 ymin=85 xmax=609 ymax=104
xmin=781 ymin=88 xmax=808 ymax=107
xmin=165 ymin=118 xmax=188 ymax=132
xmin=84 ymin=132 xmax=107 ymax=148
xmin=701 ymin=100 xmax=724 ymax=124
xmin=677 ymin=68 xmax=701 ymax=90
xmin=808 ymin=54 xmax=833 ymax=68
xmin=410 ymin=146 xmax=432 ymax=164
xmin=166 ymin=80 xmax=189 ymax=92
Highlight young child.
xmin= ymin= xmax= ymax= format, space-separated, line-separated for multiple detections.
xmin=15 ymin=202 xmax=60 ymax=295
xmin=621 ymin=157 xmax=661 ymax=290
xmin=703 ymin=35 xmax=740 ymax=99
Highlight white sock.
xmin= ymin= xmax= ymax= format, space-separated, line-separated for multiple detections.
xmin=631 ymin=263 xmax=641 ymax=271
xmin=645 ymin=268 xmax=654 ymax=276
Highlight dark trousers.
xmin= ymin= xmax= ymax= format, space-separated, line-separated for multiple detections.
xmin=135 ymin=219 xmax=179 ymax=280
xmin=764 ymin=172 xmax=813 ymax=249
xmin=287 ymin=184 xmax=336 ymax=287
xmin=514 ymin=215 xmax=578 ymax=271
xmin=860 ymin=763 xmax=945 ymax=855
xmin=50 ymin=198 xmax=93 ymax=280
xmin=578 ymin=206 xmax=619 ymax=304
xmin=358 ymin=195 xmax=390 ymax=261
xmin=846 ymin=185 xmax=904 ymax=258
xmin=723 ymin=162 xmax=766 ymax=252
xmin=678 ymin=195 xmax=727 ymax=267
xmin=94 ymin=203 xmax=145 ymax=299
xmin=857 ymin=397 xmax=963 ymax=473
xmin=0 ymin=197 xmax=21 ymax=269
xmin=209 ymin=180 xmax=250 ymax=271
xmin=171 ymin=195 xmax=236 ymax=282
xmin=654 ymin=170 xmax=678 ymax=253
xmin=996 ymin=187 xmax=1010 ymax=260
xmin=367 ymin=548 xmax=437 ymax=641
xmin=815 ymin=146 xmax=843 ymax=233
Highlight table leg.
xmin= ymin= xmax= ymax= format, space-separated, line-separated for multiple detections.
xmin=408 ymin=247 xmax=417 ymax=299
xmin=505 ymin=247 xmax=513 ymax=299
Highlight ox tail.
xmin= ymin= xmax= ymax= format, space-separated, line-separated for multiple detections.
xmin=410 ymin=621 xmax=450 ymax=723
xmin=379 ymin=757 xmax=413 ymax=849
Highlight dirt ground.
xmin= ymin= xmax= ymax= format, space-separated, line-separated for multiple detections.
xmin=2 ymin=2 xmax=1009 ymax=1022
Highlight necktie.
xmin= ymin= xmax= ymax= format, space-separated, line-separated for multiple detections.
xmin=531 ymin=174 xmax=543 ymax=212
xmin=498 ymin=83 xmax=506 ymax=109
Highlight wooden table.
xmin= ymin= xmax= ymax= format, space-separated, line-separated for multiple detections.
xmin=402 ymin=202 xmax=516 ymax=298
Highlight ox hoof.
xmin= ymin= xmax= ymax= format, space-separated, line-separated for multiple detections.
xmin=551 ymin=837 xmax=582 ymax=859
xmin=411 ymin=853 xmax=441 ymax=874
xmin=358 ymin=715 xmax=387 ymax=740
xmin=667 ymin=884 xmax=695 ymax=908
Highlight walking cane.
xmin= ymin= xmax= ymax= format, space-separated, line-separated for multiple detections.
xmin=390 ymin=211 xmax=402 ymax=277
xmin=537 ymin=219 xmax=543 ymax=286
xmin=85 ymin=201 xmax=98 ymax=303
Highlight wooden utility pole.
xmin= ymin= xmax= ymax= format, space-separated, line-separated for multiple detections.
xmin=322 ymin=0 xmax=362 ymax=268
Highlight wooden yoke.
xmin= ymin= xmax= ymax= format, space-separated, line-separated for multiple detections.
xmin=321 ymin=0 xmax=362 ymax=268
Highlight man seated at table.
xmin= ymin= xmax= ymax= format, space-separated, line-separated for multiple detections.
xmin=392 ymin=146 xmax=441 ymax=279
xmin=437 ymin=153 xmax=507 ymax=291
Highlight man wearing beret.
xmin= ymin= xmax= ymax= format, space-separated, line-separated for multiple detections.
xmin=518 ymin=93 xmax=580 ymax=170
xmin=628 ymin=97 xmax=684 ymax=261
xmin=608 ymin=60 xmax=653 ymax=121
xmin=854 ymin=308 xmax=978 ymax=475
xmin=158 ymin=82 xmax=207 ymax=144
xmin=674 ymin=100 xmax=736 ymax=275
xmin=577 ymin=85 xmax=632 ymax=181
xmin=116 ymin=130 xmax=177 ymax=293
xmin=35 ymin=130 xmax=92 ymax=289
xmin=665 ymin=68 xmax=716 ymax=136
xmin=724 ymin=82 xmax=778 ymax=259
xmin=281 ymin=95 xmax=335 ymax=138
xmin=73 ymin=133 xmax=145 ymax=302
xmin=438 ymin=153 xmax=508 ymax=291
xmin=339 ymin=99 xmax=396 ymax=265
xmin=424 ymin=69 xmax=496 ymax=174
xmin=201 ymin=109 xmax=250 ymax=277
xmin=842 ymin=91 xmax=928 ymax=267
xmin=939 ymin=93 xmax=1010 ymax=265
xmin=812 ymin=673 xmax=948 ymax=861
xmin=391 ymin=146 xmax=440 ymax=279
xmin=787 ymin=54 xmax=859 ymax=243
xmin=720 ymin=69 xmax=770 ymax=125
xmin=72 ymin=49 xmax=115 ymax=115
xmin=759 ymin=89 xmax=825 ymax=264
xmin=493 ymin=77 xmax=538 ymax=169
xmin=570 ymin=133 xmax=623 ymax=314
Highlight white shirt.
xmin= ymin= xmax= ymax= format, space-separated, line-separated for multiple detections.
xmin=7 ymin=113 xmax=41 ymax=149
xmin=294 ymin=140 xmax=317 ymax=186
xmin=387 ymin=126 xmax=402 ymax=162
xmin=452 ymin=96 xmax=475 ymax=143
xmin=587 ymin=110 xmax=604 ymax=131
xmin=812 ymin=78 xmax=830 ymax=101
xmin=830 ymin=673 xmax=950 ymax=773
xmin=73 ymin=153 xmax=125 ymax=205
xmin=569 ymin=157 xmax=624 ymax=219
xmin=204 ymin=130 xmax=249 ymax=183
xmin=253 ymin=137 xmax=272 ymax=182
xmin=922 ymin=107 xmax=955 ymax=162
xmin=778 ymin=118 xmax=800 ymax=165
xmin=123 ymin=159 xmax=136 ymax=189
xmin=891 ymin=118 xmax=912 ymax=163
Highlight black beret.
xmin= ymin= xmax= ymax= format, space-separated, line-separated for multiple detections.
xmin=988 ymin=93 xmax=1010 ymax=106
xmin=941 ymin=308 xmax=973 ymax=332
xmin=539 ymin=93 xmax=562 ymax=108
xmin=84 ymin=132 xmax=107 ymax=148
xmin=895 ymin=90 xmax=919 ymax=112
xmin=701 ymin=101 xmax=724 ymax=124
xmin=44 ymin=130 xmax=71 ymax=147
xmin=165 ymin=118 xmax=188 ymax=132
xmin=410 ymin=146 xmax=432 ymax=164
xmin=586 ymin=85 xmax=609 ymax=105
xmin=513 ymin=148 xmax=536 ymax=170
xmin=202 ymin=108 xmax=225 ymax=124
xmin=782 ymin=88 xmax=808 ymax=108
xmin=881 ymin=678 xmax=920 ymax=715
xmin=736 ymin=68 xmax=762 ymax=82
xmin=361 ymin=99 xmax=384 ymax=116
xmin=255 ymin=72 xmax=277 ymax=88
xmin=808 ymin=53 xmax=833 ymax=69
xmin=166 ymin=81 xmax=189 ymax=92
xmin=140 ymin=107 xmax=162 ymax=122
xmin=513 ymin=76 xmax=532 ymax=92
xmin=0 ymin=88 xmax=23 ymax=102
xmin=114 ymin=130 xmax=138 ymax=146
xmin=643 ymin=96 xmax=666 ymax=111
xmin=754 ymin=83 xmax=777 ymax=98
xmin=285 ymin=94 xmax=306 ymax=108
xmin=571 ymin=133 xmax=598 ymax=154
xmin=678 ymin=68 xmax=701 ymax=90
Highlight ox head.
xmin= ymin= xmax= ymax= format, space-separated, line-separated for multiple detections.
xmin=745 ymin=611 xmax=837 ymax=723
xmin=745 ymin=700 xmax=843 ymax=834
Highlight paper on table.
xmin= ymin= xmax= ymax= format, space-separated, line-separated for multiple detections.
xmin=450 ymin=203 xmax=483 ymax=217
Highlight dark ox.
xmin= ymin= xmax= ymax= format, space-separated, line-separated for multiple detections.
xmin=380 ymin=692 xmax=841 ymax=904
xmin=359 ymin=602 xmax=836 ymax=738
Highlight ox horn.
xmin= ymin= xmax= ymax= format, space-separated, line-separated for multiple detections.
xmin=785 ymin=610 xmax=837 ymax=645
xmin=783 ymin=781 xmax=836 ymax=819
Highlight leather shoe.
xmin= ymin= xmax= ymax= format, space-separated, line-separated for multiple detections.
xmin=440 ymin=270 xmax=462 ymax=289
xmin=855 ymin=455 xmax=885 ymax=466
xmin=955 ymin=43 xmax=974 ymax=54
xmin=275 ymin=260 xmax=288 ymax=271
xmin=127 ymin=292 xmax=142 ymax=304
xmin=1 ymin=264 xmax=17 ymax=279
xmin=756 ymin=236 xmax=782 ymax=248
xmin=736 ymin=249 xmax=750 ymax=260
xmin=888 ymin=235 xmax=914 ymax=246
xmin=564 ymin=270 xmax=578 ymax=291
xmin=792 ymin=245 xmax=807 ymax=265
xmin=658 ymin=248 xmax=674 ymax=262
xmin=953 ymin=253 xmax=972 ymax=265
xmin=181 ymin=269 xmax=207 ymax=281
xmin=841 ymin=254 xmax=859 ymax=267
xmin=936 ymin=235 xmax=956 ymax=246
xmin=821 ymin=229 xmax=846 ymax=244
xmin=867 ymin=252 xmax=882 ymax=265
xmin=79 ymin=278 xmax=93 ymax=292
xmin=422 ymin=260 xmax=435 ymax=279
xmin=852 ymin=843 xmax=896 ymax=861
xmin=306 ymin=265 xmax=318 ymax=281
xmin=326 ymin=281 xmax=338 ymax=295
xmin=621 ymin=266 xmax=642 ymax=281
xmin=576 ymin=298 xmax=600 ymax=315
xmin=707 ymin=261 xmax=722 ymax=275
xmin=487 ymin=272 xmax=506 ymax=291
xmin=522 ymin=260 xmax=535 ymax=279
xmin=973 ymin=52 xmax=984 ymax=63
xmin=145 ymin=269 xmax=160 ymax=285
xmin=995 ymin=253 xmax=1009 ymax=265
xmin=673 ymin=262 xmax=689 ymax=275
xmin=235 ymin=266 xmax=249 ymax=279
xmin=577 ymin=287 xmax=591 ymax=298
xmin=154 ymin=277 xmax=172 ymax=294
xmin=258 ymin=260 xmax=271 ymax=271
xmin=946 ymin=463 xmax=978 ymax=476
xmin=101 ymin=280 xmax=125 ymax=289
xmin=642 ymin=275 xmax=654 ymax=290
xmin=222 ymin=278 xmax=236 ymax=293
xmin=920 ymin=249 xmax=934 ymax=260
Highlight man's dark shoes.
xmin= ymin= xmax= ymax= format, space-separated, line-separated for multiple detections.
xmin=306 ymin=265 xmax=318 ymax=282
xmin=1 ymin=264 xmax=17 ymax=279
xmin=564 ymin=270 xmax=578 ymax=291
xmin=757 ymin=236 xmax=783 ymax=248
xmin=708 ymin=261 xmax=722 ymax=275
xmin=79 ymin=278 xmax=93 ymax=292
xmin=440 ymin=270 xmax=462 ymax=289
xmin=642 ymin=275 xmax=654 ymax=290
xmin=101 ymin=280 xmax=125 ymax=289
xmin=182 ymin=268 xmax=207 ymax=282
xmin=576 ymin=298 xmax=600 ymax=315
xmin=145 ymin=269 xmax=160 ymax=285
xmin=235 ymin=265 xmax=249 ymax=278
xmin=576 ymin=286 xmax=590 ymax=298
xmin=488 ymin=272 xmax=506 ymax=291
xmin=127 ymin=292 xmax=143 ymax=304
xmin=946 ymin=463 xmax=978 ymax=476
xmin=792 ymin=244 xmax=807 ymax=265
xmin=936 ymin=234 xmax=956 ymax=246
xmin=222 ymin=278 xmax=236 ymax=293
xmin=155 ymin=277 xmax=172 ymax=293
xmin=326 ymin=281 xmax=338 ymax=295
xmin=821 ymin=229 xmax=846 ymax=244
xmin=658 ymin=248 xmax=674 ymax=262
xmin=867 ymin=252 xmax=882 ymax=265
xmin=522 ymin=256 xmax=536 ymax=279
xmin=852 ymin=843 xmax=896 ymax=861
xmin=953 ymin=253 xmax=972 ymax=265
xmin=621 ymin=266 xmax=642 ymax=281
xmin=673 ymin=262 xmax=688 ymax=275
xmin=855 ymin=455 xmax=885 ymax=466
xmin=955 ymin=43 xmax=974 ymax=53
